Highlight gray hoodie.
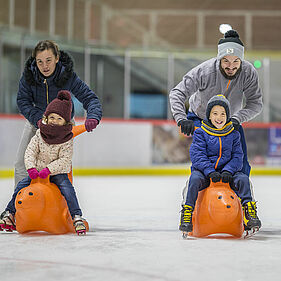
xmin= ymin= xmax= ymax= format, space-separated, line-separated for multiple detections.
xmin=169 ymin=58 xmax=263 ymax=124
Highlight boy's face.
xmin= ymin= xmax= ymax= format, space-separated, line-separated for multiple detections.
xmin=209 ymin=105 xmax=227 ymax=129
xmin=47 ymin=113 xmax=66 ymax=126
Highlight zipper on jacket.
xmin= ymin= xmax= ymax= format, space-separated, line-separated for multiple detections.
xmin=44 ymin=79 xmax=49 ymax=104
xmin=214 ymin=137 xmax=222 ymax=169
xmin=224 ymin=79 xmax=231 ymax=96
xmin=226 ymin=80 xmax=231 ymax=90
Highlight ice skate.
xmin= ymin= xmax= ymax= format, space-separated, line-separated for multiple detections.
xmin=0 ymin=211 xmax=16 ymax=232
xmin=73 ymin=215 xmax=87 ymax=235
xmin=179 ymin=205 xmax=193 ymax=238
xmin=243 ymin=201 xmax=261 ymax=238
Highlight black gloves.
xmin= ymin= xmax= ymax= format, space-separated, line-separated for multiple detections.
xmin=221 ymin=171 xmax=233 ymax=184
xmin=178 ymin=119 xmax=195 ymax=136
xmin=209 ymin=171 xmax=233 ymax=185
xmin=231 ymin=118 xmax=240 ymax=131
xmin=209 ymin=172 xmax=221 ymax=183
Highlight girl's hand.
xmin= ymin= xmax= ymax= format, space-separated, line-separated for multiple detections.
xmin=39 ymin=168 xmax=51 ymax=179
xmin=27 ymin=168 xmax=39 ymax=179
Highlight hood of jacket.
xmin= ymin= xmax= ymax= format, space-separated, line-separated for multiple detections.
xmin=23 ymin=50 xmax=73 ymax=88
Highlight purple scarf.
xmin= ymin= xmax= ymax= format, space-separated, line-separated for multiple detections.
xmin=39 ymin=120 xmax=73 ymax=144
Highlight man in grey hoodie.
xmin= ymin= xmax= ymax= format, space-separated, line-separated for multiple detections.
xmin=169 ymin=29 xmax=263 ymax=176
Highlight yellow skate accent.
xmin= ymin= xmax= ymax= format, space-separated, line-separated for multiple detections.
xmin=180 ymin=205 xmax=193 ymax=225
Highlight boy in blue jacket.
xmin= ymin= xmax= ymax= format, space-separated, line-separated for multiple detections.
xmin=179 ymin=95 xmax=261 ymax=234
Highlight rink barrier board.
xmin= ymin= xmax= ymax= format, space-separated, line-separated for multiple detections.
xmin=0 ymin=167 xmax=281 ymax=178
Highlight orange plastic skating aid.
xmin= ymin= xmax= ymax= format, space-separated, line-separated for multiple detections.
xmin=15 ymin=124 xmax=89 ymax=235
xmin=189 ymin=181 xmax=243 ymax=238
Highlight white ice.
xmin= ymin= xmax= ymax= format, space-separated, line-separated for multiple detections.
xmin=0 ymin=176 xmax=281 ymax=281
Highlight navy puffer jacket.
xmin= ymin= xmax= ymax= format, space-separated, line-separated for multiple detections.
xmin=190 ymin=127 xmax=243 ymax=177
xmin=17 ymin=51 xmax=102 ymax=127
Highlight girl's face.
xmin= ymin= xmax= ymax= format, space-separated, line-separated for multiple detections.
xmin=209 ymin=105 xmax=227 ymax=129
xmin=36 ymin=49 xmax=59 ymax=77
xmin=47 ymin=113 xmax=66 ymax=126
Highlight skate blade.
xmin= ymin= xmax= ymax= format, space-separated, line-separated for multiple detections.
xmin=244 ymin=227 xmax=260 ymax=239
xmin=182 ymin=231 xmax=192 ymax=239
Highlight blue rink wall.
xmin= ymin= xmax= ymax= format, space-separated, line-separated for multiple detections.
xmin=0 ymin=115 xmax=280 ymax=178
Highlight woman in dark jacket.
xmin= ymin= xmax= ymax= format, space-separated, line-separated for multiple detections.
xmin=179 ymin=95 xmax=261 ymax=234
xmin=15 ymin=40 xmax=102 ymax=186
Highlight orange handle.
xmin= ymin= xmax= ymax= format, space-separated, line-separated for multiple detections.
xmin=72 ymin=124 xmax=87 ymax=138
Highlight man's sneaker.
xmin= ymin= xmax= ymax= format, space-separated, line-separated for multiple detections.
xmin=243 ymin=201 xmax=261 ymax=231
xmin=0 ymin=211 xmax=16 ymax=232
xmin=73 ymin=215 xmax=86 ymax=235
xmin=179 ymin=205 xmax=194 ymax=233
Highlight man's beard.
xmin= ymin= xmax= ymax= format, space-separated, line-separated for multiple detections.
xmin=219 ymin=63 xmax=242 ymax=80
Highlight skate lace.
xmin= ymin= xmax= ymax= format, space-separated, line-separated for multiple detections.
xmin=73 ymin=219 xmax=86 ymax=230
xmin=247 ymin=202 xmax=257 ymax=219
xmin=182 ymin=205 xmax=193 ymax=223
xmin=0 ymin=213 xmax=15 ymax=226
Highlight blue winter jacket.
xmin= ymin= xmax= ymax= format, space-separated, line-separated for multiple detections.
xmin=190 ymin=127 xmax=243 ymax=177
xmin=17 ymin=51 xmax=102 ymax=127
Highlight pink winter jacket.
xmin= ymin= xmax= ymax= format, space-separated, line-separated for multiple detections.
xmin=24 ymin=130 xmax=73 ymax=175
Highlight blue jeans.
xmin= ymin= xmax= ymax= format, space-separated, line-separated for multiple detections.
xmin=187 ymin=111 xmax=251 ymax=176
xmin=6 ymin=174 xmax=82 ymax=218
xmin=185 ymin=170 xmax=253 ymax=207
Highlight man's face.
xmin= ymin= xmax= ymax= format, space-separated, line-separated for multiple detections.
xmin=220 ymin=55 xmax=241 ymax=77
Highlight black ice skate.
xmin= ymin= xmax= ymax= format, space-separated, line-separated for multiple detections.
xmin=0 ymin=211 xmax=16 ymax=232
xmin=179 ymin=205 xmax=194 ymax=237
xmin=243 ymin=201 xmax=261 ymax=237
xmin=73 ymin=215 xmax=86 ymax=235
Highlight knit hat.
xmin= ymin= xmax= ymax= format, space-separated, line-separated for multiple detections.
xmin=206 ymin=95 xmax=231 ymax=121
xmin=44 ymin=90 xmax=72 ymax=122
xmin=217 ymin=30 xmax=244 ymax=60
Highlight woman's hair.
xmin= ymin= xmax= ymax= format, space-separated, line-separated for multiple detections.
xmin=42 ymin=115 xmax=74 ymax=126
xmin=32 ymin=40 xmax=59 ymax=58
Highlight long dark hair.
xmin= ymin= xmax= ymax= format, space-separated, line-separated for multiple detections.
xmin=32 ymin=40 xmax=59 ymax=58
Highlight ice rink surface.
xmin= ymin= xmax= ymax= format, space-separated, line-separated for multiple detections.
xmin=0 ymin=175 xmax=281 ymax=281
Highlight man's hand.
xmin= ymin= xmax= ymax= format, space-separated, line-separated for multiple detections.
xmin=177 ymin=120 xmax=194 ymax=136
xmin=231 ymin=118 xmax=240 ymax=131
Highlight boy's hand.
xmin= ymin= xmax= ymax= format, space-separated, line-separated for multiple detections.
xmin=221 ymin=171 xmax=233 ymax=184
xmin=177 ymin=120 xmax=194 ymax=136
xmin=209 ymin=172 xmax=221 ymax=183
